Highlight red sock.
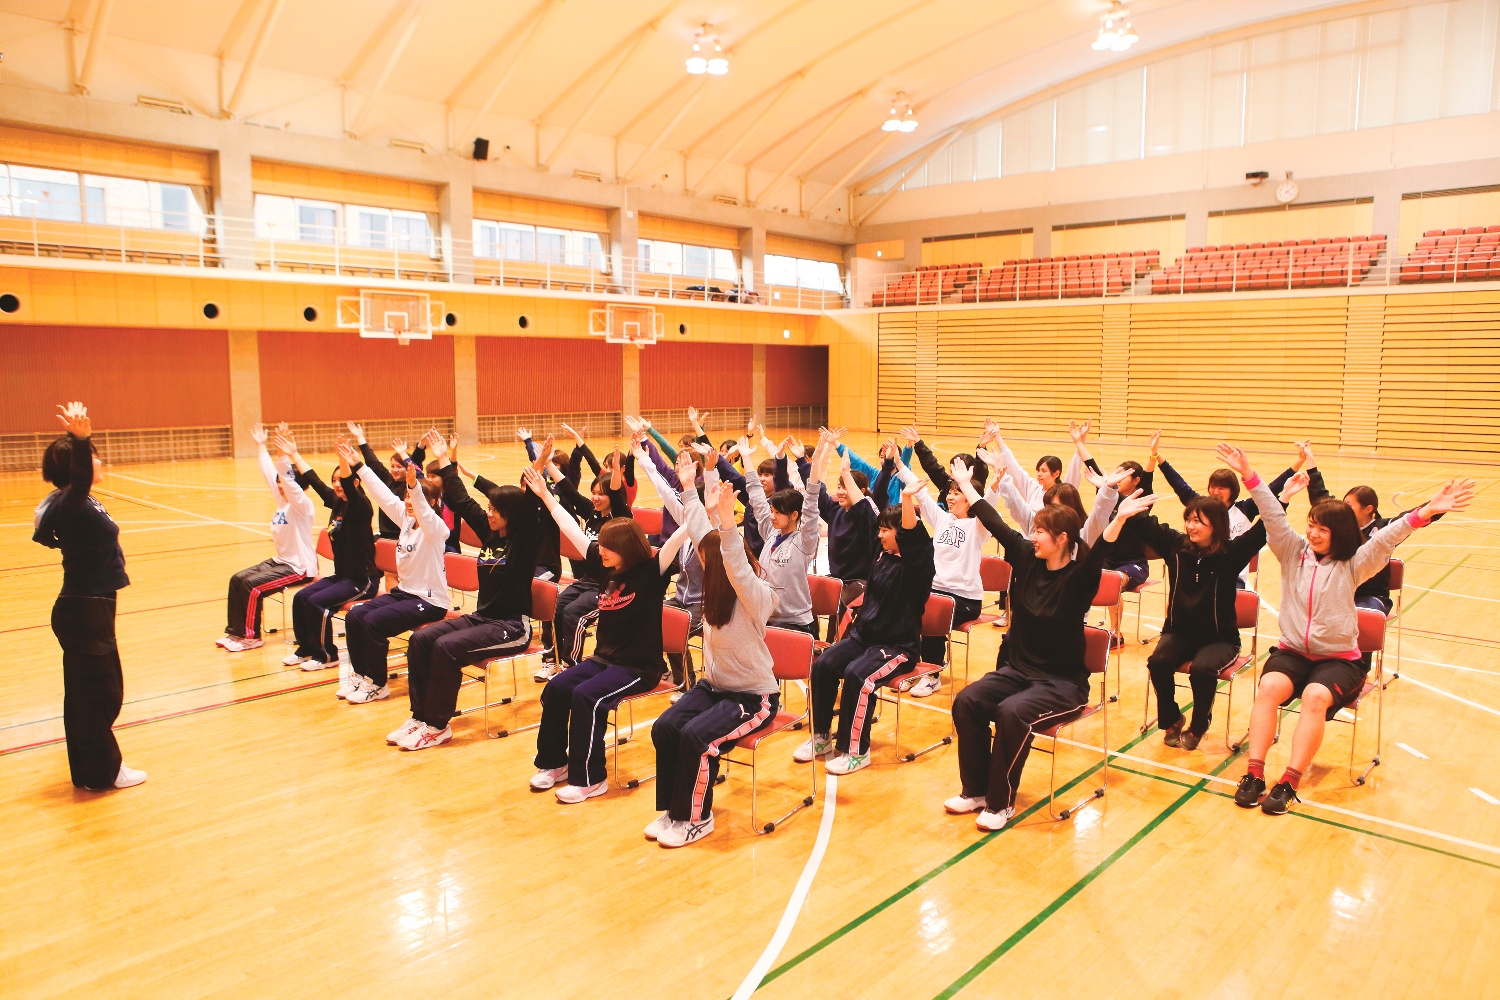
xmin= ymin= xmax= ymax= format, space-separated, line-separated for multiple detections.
xmin=1247 ymin=758 xmax=1265 ymax=780
xmin=1280 ymin=766 xmax=1303 ymax=790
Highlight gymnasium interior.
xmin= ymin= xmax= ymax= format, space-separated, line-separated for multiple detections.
xmin=3 ymin=0 xmax=1499 ymax=996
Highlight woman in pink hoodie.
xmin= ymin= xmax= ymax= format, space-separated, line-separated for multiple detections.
xmin=1216 ymin=443 xmax=1474 ymax=816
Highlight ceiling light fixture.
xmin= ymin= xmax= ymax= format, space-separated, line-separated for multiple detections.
xmin=1091 ymin=1 xmax=1139 ymax=52
xmin=883 ymin=93 xmax=918 ymax=133
xmin=687 ymin=25 xmax=728 ymax=75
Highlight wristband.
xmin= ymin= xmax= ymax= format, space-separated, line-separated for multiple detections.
xmin=1242 ymin=471 xmax=1262 ymax=490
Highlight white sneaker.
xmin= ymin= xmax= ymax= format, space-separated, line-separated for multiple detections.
xmin=345 ymin=675 xmax=390 ymax=704
xmin=302 ymin=658 xmax=334 ymax=672
xmin=283 ymin=651 xmax=309 ymax=667
xmin=975 ymin=805 xmax=1016 ymax=831
xmin=658 ymin=813 xmax=714 ymax=848
xmin=944 ymin=793 xmax=987 ymax=814
xmin=555 ymin=781 xmax=608 ymax=804
xmin=825 ymin=751 xmax=870 ymax=775
xmin=533 ymin=662 xmax=561 ymax=682
xmin=335 ymin=663 xmax=357 ymax=700
xmin=387 ymin=718 xmax=423 ymax=745
xmin=220 ymin=637 xmax=245 ymax=652
xmin=644 ymin=811 xmax=673 ymax=841
xmin=338 ymin=648 xmax=351 ymax=666
xmin=113 ymin=764 xmax=147 ymax=789
xmin=792 ymin=733 xmax=834 ymax=763
xmin=911 ymin=673 xmax=942 ymax=698
xmin=399 ymin=724 xmax=452 ymax=751
xmin=216 ymin=636 xmax=234 ymax=649
xmin=529 ymin=766 xmax=569 ymax=791
xmin=237 ymin=637 xmax=264 ymax=650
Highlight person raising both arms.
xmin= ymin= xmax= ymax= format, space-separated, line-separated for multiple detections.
xmin=1214 ymin=443 xmax=1474 ymax=815
xmin=33 ymin=402 xmax=145 ymax=791
xmin=347 ymin=421 xmax=424 ymax=542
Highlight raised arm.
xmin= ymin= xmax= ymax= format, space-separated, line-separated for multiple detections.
xmin=678 ymin=463 xmax=715 ymax=546
xmin=1351 ymin=478 xmax=1474 ymax=583
xmin=404 ymin=462 xmax=448 ymax=545
xmin=1219 ymin=443 xmax=1303 ymax=565
xmin=351 ymin=444 xmax=405 ymax=523
xmin=658 ymin=523 xmax=691 ymax=574
xmin=252 ymin=424 xmax=282 ymax=499
xmin=351 ymin=423 xmax=397 ymax=491
xmin=714 ymin=484 xmax=777 ymax=620
xmin=525 ymin=468 xmax=591 ymax=561
xmin=635 ymin=443 xmax=685 ymax=523
xmin=54 ymin=403 xmax=95 ymax=503
xmin=1156 ymin=459 xmax=1198 ymax=507
xmin=911 ymin=437 xmax=951 ymax=495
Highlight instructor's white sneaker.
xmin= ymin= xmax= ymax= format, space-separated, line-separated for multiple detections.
xmin=975 ymin=806 xmax=1016 ymax=832
xmin=386 ymin=718 xmax=423 ymax=745
xmin=113 ymin=764 xmax=147 ymax=789
xmin=283 ymin=651 xmax=309 ymax=667
xmin=944 ymin=794 xmax=987 ymax=815
xmin=792 ymin=733 xmax=834 ymax=763
xmin=300 ymin=658 xmax=332 ymax=671
xmin=335 ymin=664 xmax=357 ymax=699
xmin=220 ymin=638 xmax=245 ymax=652
xmin=345 ymin=676 xmax=390 ymax=704
xmin=910 ymin=673 xmax=942 ymax=698
xmin=399 ymin=724 xmax=452 ymax=751
xmin=658 ymin=813 xmax=714 ymax=848
xmin=529 ymin=766 xmax=569 ymax=791
xmin=555 ymin=781 xmax=608 ymax=804
xmin=236 ymin=637 xmax=264 ymax=650
xmin=644 ymin=811 xmax=673 ymax=841
xmin=825 ymin=751 xmax=870 ymax=775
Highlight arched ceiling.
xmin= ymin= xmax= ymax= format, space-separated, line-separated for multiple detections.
xmin=0 ymin=0 xmax=1361 ymax=210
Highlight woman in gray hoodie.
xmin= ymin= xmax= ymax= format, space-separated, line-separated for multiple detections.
xmin=1217 ymin=443 xmax=1474 ymax=816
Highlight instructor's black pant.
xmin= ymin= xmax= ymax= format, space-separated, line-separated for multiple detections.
xmin=952 ymin=664 xmax=1089 ymax=810
xmin=226 ymin=558 xmax=307 ymax=639
xmin=653 ymin=682 xmax=779 ymax=821
xmin=1147 ymin=634 xmax=1238 ymax=735
xmin=811 ymin=636 xmax=917 ymax=756
xmin=52 ymin=594 xmax=124 ymax=789
xmin=345 ymin=589 xmax=447 ymax=686
xmin=406 ymin=614 xmax=531 ymax=728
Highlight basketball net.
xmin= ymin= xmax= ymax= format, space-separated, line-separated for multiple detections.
xmin=388 ymin=312 xmax=411 ymax=347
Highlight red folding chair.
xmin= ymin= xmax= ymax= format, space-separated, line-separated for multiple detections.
xmin=1028 ymin=624 xmax=1111 ymax=820
xmin=1140 ymin=589 xmax=1262 ymax=750
xmin=455 ymin=575 xmax=560 ymax=739
xmin=1384 ymin=557 xmax=1404 ymax=686
xmin=1092 ymin=570 xmax=1127 ymax=699
xmin=873 ymin=594 xmax=956 ymax=762
xmin=632 ymin=505 xmax=664 ymax=537
xmin=950 ymin=556 xmax=1012 ymax=683
xmin=1273 ymin=608 xmax=1386 ymax=786
xmin=375 ymin=537 xmax=399 ymax=596
xmin=808 ymin=574 xmax=844 ymax=652
xmin=720 ymin=626 xmax=819 ymax=834
xmin=609 ymin=604 xmax=691 ymax=788
xmin=1123 ymin=562 xmax=1162 ymax=644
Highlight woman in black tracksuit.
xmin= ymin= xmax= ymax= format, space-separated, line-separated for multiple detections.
xmin=542 ymin=461 xmax=631 ymax=678
xmin=387 ymin=436 xmax=543 ymax=751
xmin=33 ymin=402 xmax=144 ymax=791
xmin=1133 ymin=497 xmax=1267 ymax=749
xmin=284 ymin=434 xmax=379 ymax=668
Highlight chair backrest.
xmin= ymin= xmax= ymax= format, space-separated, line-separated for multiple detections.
xmin=662 ymin=604 xmax=692 ymax=655
xmin=766 ymin=625 xmax=815 ymax=682
xmin=444 ymin=551 xmax=479 ymax=592
xmin=1235 ymin=589 xmax=1260 ymax=630
xmin=835 ymin=593 xmax=865 ymax=641
xmin=980 ymin=555 xmax=1012 ymax=594
xmin=1082 ymin=625 xmax=1111 ymax=674
xmin=1386 ymin=556 xmax=1404 ymax=591
xmin=531 ymin=577 xmax=559 ymax=623
xmin=1357 ymin=607 xmax=1386 ymax=653
xmin=374 ymin=538 xmax=400 ymax=575
xmin=1092 ymin=569 xmax=1126 ymax=607
xmin=633 ymin=505 xmax=664 ymax=536
xmin=1247 ymin=551 xmax=1259 ymax=573
xmin=460 ymin=520 xmax=482 ymax=548
xmin=316 ymin=528 xmax=334 ymax=561
xmin=807 ymin=574 xmax=843 ymax=617
xmin=921 ymin=594 xmax=956 ymax=638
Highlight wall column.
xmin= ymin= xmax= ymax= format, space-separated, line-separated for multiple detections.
xmin=609 ymin=204 xmax=639 ymax=291
xmin=1370 ymin=180 xmax=1403 ymax=248
xmin=751 ymin=343 xmax=766 ymax=424
xmin=453 ymin=333 xmax=479 ymax=449
xmin=440 ymin=170 xmax=475 ymax=284
xmin=212 ymin=136 xmax=255 ymax=271
xmin=227 ymin=328 xmax=262 ymax=457
xmin=739 ymin=224 xmax=766 ymax=296
xmin=1185 ymin=204 xmax=1209 ymax=250
xmin=1030 ymin=214 xmax=1053 ymax=258
xmin=622 ymin=343 xmax=641 ymax=417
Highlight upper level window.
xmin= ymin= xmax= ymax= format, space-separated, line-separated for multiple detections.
xmin=255 ymin=194 xmax=434 ymax=253
xmin=638 ymin=239 xmax=736 ymax=280
xmin=474 ymin=219 xmax=605 ymax=268
xmin=765 ymin=254 xmax=844 ymax=292
xmin=0 ymin=163 xmax=203 ymax=231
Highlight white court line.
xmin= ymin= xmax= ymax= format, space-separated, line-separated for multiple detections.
xmin=1399 ymin=674 xmax=1500 ymax=717
xmin=110 ymin=472 xmax=266 ymax=492
xmin=731 ymin=773 xmax=838 ymax=1000
xmin=1472 ymin=788 xmax=1500 ymax=806
xmin=94 ymin=488 xmax=270 ymax=538
xmin=1399 ymin=656 xmax=1500 ymax=677
xmin=1403 ymin=584 xmax=1500 ymax=604
xmin=1396 ymin=742 xmax=1429 ymax=759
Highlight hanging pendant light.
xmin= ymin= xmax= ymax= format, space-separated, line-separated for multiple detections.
xmin=1092 ymin=1 xmax=1138 ymax=52
xmin=687 ymin=25 xmax=727 ymax=75
xmin=884 ymin=93 xmax=917 ymax=132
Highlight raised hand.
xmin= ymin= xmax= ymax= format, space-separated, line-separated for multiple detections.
xmin=271 ymin=434 xmax=296 ymax=457
xmin=716 ymin=479 xmax=737 ymax=526
xmin=776 ymin=434 xmax=793 ymax=459
xmin=521 ymin=467 xmax=551 ymax=499
xmin=335 ymin=441 xmax=361 ymax=470
xmin=689 ymin=441 xmax=714 ymax=461
xmin=788 ymin=437 xmax=806 ymax=460
xmin=1104 ymin=466 xmax=1131 ymax=489
xmin=878 ymin=438 xmax=897 ymax=462
xmin=686 ymin=406 xmax=700 ymax=425
xmin=346 ymin=421 xmax=366 ymax=444
xmin=898 ymin=425 xmax=920 ymax=446
xmin=1114 ymin=489 xmax=1158 ymax=519
xmin=1296 ymin=439 xmax=1315 ymax=470
xmin=447 ymin=434 xmax=459 ymax=459
xmin=1215 ymin=443 xmax=1252 ymax=478
xmin=1279 ymin=471 xmax=1310 ymax=503
xmin=1148 ymin=429 xmax=1161 ymax=455
xmin=901 ymin=476 xmax=930 ymax=499
xmin=1422 ymin=477 xmax=1478 ymax=517
xmin=404 ymin=462 xmax=419 ymax=489
xmin=560 ymin=422 xmax=585 ymax=446
xmin=56 ymin=401 xmax=90 ymax=438
xmin=676 ymin=448 xmax=698 ymax=487
xmin=1082 ymin=466 xmax=1106 ymax=489
xmin=533 ymin=434 xmax=555 ymax=471
xmin=426 ymin=433 xmax=450 ymax=465
xmin=1068 ymin=419 xmax=1086 ymax=444
xmin=950 ymin=456 xmax=974 ymax=486
xmin=391 ymin=436 xmax=408 ymax=457
xmin=737 ymin=435 xmax=755 ymax=463
xmin=515 ymin=426 xmax=531 ymax=442
xmin=976 ymin=447 xmax=1002 ymax=470
xmin=623 ymin=415 xmax=642 ymax=434
xmin=250 ymin=422 xmax=268 ymax=445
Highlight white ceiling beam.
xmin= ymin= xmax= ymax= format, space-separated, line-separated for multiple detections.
xmin=223 ymin=0 xmax=286 ymax=119
xmin=688 ymin=72 xmax=803 ymax=198
xmin=340 ymin=0 xmax=415 ymax=85
xmin=805 ymin=132 xmax=898 ymax=217
xmin=345 ymin=0 xmax=428 ymax=138
xmin=751 ymin=91 xmax=864 ymax=206
xmin=458 ymin=0 xmax=565 ymax=142
xmin=214 ymin=0 xmax=262 ymax=59
xmin=444 ymin=2 xmax=546 ymax=106
xmin=854 ymin=126 xmax=965 ymax=225
xmin=537 ymin=0 xmax=677 ymax=125
xmin=853 ymin=139 xmax=939 ymax=196
xmin=623 ymin=76 xmax=707 ymax=184
xmin=75 ymin=0 xmax=115 ymax=94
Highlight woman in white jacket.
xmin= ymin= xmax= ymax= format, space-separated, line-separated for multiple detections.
xmin=217 ymin=424 xmax=318 ymax=652
xmin=1217 ymin=443 xmax=1473 ymax=815
xmin=337 ymin=440 xmax=451 ymax=705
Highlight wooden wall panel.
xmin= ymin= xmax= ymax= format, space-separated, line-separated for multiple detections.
xmin=765 ymin=345 xmax=829 ymax=406
xmin=0 ymin=326 xmax=229 ymax=433
xmin=765 ymin=234 xmax=846 ymax=264
xmin=639 ymin=342 xmax=753 ymax=409
xmin=250 ymin=161 xmax=439 ymax=212
xmin=876 ymin=313 xmax=917 ymax=431
xmin=472 ymin=192 xmax=609 ymax=232
xmin=921 ymin=232 xmax=1033 ymax=269
xmin=475 ymin=336 xmax=622 ymax=414
xmin=637 ymin=216 xmax=740 ymax=250
xmin=0 ymin=124 xmax=211 ymax=186
xmin=258 ymin=331 xmax=454 ymax=422
xmin=1379 ymin=291 xmax=1500 ymax=457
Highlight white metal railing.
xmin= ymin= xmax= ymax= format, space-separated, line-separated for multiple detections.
xmin=0 ymin=211 xmax=852 ymax=309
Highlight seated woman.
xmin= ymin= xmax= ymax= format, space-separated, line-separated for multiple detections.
xmin=386 ymin=433 xmax=541 ymax=751
xmin=742 ymin=431 xmax=827 ymax=638
xmin=1156 ymin=436 xmax=1313 ymax=541
xmin=340 ymin=440 xmax=451 ymax=705
xmin=1217 ymin=443 xmax=1473 ymax=815
xmin=218 ymin=424 xmax=317 ymax=652
xmin=1133 ymin=496 xmax=1267 ymax=750
xmin=1302 ymin=473 xmax=1440 ymax=616
xmin=945 ymin=483 xmax=1151 ymax=830
xmin=283 ymin=433 xmax=379 ymax=672
xmin=795 ymin=476 xmax=934 ymax=777
xmin=527 ymin=468 xmax=689 ymax=804
xmin=648 ymin=467 xmax=780 ymax=848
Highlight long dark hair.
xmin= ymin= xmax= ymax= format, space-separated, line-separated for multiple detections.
xmin=485 ymin=483 xmax=537 ymax=536
xmin=598 ymin=517 xmax=652 ymax=574
xmin=698 ymin=531 xmax=761 ymax=628
xmin=1043 ymin=482 xmax=1086 ymax=521
xmin=1308 ymin=498 xmax=1362 ymax=560
xmin=1182 ymin=495 xmax=1229 ymax=556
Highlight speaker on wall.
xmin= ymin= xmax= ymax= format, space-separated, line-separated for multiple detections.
xmin=473 ymin=137 xmax=490 ymax=161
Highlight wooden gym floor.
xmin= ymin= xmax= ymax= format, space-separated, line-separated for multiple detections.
xmin=3 ymin=432 xmax=1499 ymax=999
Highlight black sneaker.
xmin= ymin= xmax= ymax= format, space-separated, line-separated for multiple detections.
xmin=1234 ymin=774 xmax=1266 ymax=808
xmin=1162 ymin=720 xmax=1185 ymax=748
xmin=1180 ymin=729 xmax=1204 ymax=751
xmin=1262 ymin=781 xmax=1299 ymax=815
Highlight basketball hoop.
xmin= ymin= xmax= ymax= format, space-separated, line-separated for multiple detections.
xmin=589 ymin=303 xmax=664 ymax=345
xmin=388 ymin=312 xmax=412 ymax=347
xmin=338 ymin=290 xmax=438 ymax=344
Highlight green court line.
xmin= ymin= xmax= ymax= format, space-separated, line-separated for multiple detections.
xmin=1397 ymin=553 xmax=1469 ymax=618
xmin=931 ymin=750 xmax=1244 ymax=999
